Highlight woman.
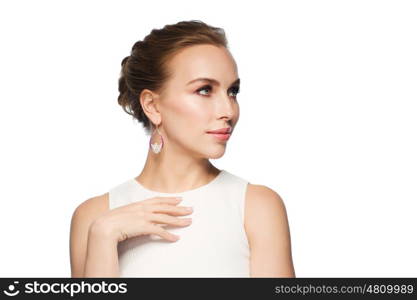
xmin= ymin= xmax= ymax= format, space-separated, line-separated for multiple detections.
xmin=70 ymin=20 xmax=295 ymax=278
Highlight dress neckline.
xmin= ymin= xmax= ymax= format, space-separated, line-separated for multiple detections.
xmin=131 ymin=169 xmax=225 ymax=195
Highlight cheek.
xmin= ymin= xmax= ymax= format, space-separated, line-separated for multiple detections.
xmin=171 ymin=97 xmax=210 ymax=125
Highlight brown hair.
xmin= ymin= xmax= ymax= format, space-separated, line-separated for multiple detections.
xmin=117 ymin=20 xmax=228 ymax=135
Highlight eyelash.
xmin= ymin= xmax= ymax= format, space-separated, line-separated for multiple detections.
xmin=196 ymin=85 xmax=240 ymax=99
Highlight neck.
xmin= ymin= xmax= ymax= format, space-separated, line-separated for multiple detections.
xmin=136 ymin=143 xmax=220 ymax=193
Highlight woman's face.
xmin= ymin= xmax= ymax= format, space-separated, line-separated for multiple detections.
xmin=156 ymin=44 xmax=240 ymax=159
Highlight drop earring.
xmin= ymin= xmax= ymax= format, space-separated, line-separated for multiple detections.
xmin=149 ymin=123 xmax=164 ymax=154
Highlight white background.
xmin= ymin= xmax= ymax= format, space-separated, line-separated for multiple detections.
xmin=0 ymin=0 xmax=416 ymax=277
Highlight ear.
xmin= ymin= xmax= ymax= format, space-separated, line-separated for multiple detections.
xmin=139 ymin=89 xmax=161 ymax=125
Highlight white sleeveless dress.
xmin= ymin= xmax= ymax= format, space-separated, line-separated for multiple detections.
xmin=108 ymin=169 xmax=251 ymax=277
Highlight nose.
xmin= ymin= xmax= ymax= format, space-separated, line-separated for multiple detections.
xmin=216 ymin=91 xmax=236 ymax=119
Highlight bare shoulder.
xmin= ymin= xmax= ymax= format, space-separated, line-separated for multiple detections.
xmin=244 ymin=183 xmax=295 ymax=277
xmin=70 ymin=190 xmax=110 ymax=230
xmin=245 ymin=183 xmax=285 ymax=203
xmin=244 ymin=183 xmax=289 ymax=244
xmin=71 ymin=192 xmax=110 ymax=234
xmin=69 ymin=192 xmax=109 ymax=277
xmin=244 ymin=184 xmax=287 ymax=219
xmin=73 ymin=192 xmax=109 ymax=220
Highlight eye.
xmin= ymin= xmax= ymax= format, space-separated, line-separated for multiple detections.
xmin=229 ymin=86 xmax=240 ymax=98
xmin=196 ymin=85 xmax=240 ymax=99
xmin=196 ymin=85 xmax=212 ymax=96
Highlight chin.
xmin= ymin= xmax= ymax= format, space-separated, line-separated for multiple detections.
xmin=205 ymin=148 xmax=226 ymax=159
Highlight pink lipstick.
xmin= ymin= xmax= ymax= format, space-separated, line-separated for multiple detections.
xmin=206 ymin=127 xmax=232 ymax=141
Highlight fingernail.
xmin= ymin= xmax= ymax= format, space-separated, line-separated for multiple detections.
xmin=186 ymin=207 xmax=193 ymax=211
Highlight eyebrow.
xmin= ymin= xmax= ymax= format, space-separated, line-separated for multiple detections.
xmin=187 ymin=77 xmax=240 ymax=86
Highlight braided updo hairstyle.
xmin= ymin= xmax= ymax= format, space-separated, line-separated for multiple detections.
xmin=117 ymin=20 xmax=228 ymax=135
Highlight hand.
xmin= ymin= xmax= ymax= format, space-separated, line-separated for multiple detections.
xmin=91 ymin=196 xmax=193 ymax=243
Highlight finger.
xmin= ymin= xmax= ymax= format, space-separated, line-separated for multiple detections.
xmin=150 ymin=224 xmax=180 ymax=242
xmin=155 ymin=223 xmax=167 ymax=227
xmin=149 ymin=213 xmax=192 ymax=227
xmin=148 ymin=204 xmax=193 ymax=216
xmin=141 ymin=197 xmax=183 ymax=205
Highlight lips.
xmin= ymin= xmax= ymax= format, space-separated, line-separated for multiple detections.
xmin=207 ymin=132 xmax=231 ymax=141
xmin=206 ymin=127 xmax=232 ymax=134
xmin=206 ymin=127 xmax=232 ymax=142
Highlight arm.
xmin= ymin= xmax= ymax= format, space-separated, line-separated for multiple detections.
xmin=83 ymin=222 xmax=120 ymax=277
xmin=69 ymin=193 xmax=119 ymax=277
xmin=245 ymin=184 xmax=296 ymax=277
